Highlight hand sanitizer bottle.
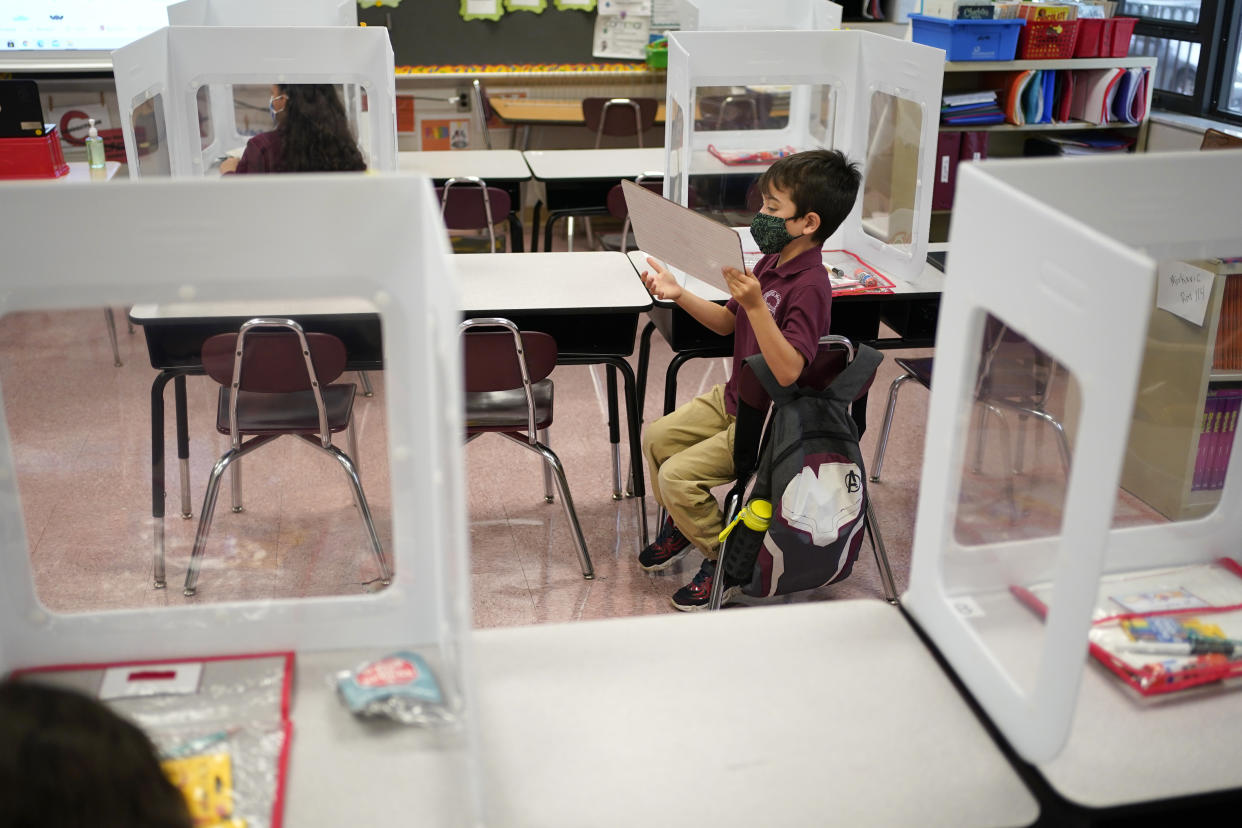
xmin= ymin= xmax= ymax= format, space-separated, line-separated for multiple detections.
xmin=85 ymin=119 xmax=106 ymax=174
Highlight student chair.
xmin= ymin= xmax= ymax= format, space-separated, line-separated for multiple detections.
xmin=437 ymin=176 xmax=512 ymax=253
xmin=595 ymin=173 xmax=664 ymax=254
xmin=461 ymin=318 xmax=594 ymax=579
xmin=1200 ymin=127 xmax=1242 ymax=150
xmin=697 ymin=94 xmax=761 ymax=131
xmin=869 ymin=322 xmax=1071 ymax=487
xmin=181 ymin=318 xmax=390 ymax=597
xmin=471 ymin=79 xmax=494 ymax=150
xmin=709 ymin=335 xmax=898 ymax=610
xmin=103 ymin=307 xmax=131 ymax=367
xmin=582 ymin=97 xmax=660 ymax=148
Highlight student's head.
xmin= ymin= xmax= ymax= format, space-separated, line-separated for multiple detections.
xmin=0 ymin=679 xmax=193 ymax=828
xmin=755 ymin=149 xmax=861 ymax=246
xmin=272 ymin=83 xmax=367 ymax=173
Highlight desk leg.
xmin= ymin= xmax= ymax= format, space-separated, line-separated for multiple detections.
xmin=635 ymin=321 xmax=656 ymax=427
xmin=507 ymin=213 xmax=525 ymax=253
xmin=606 ymin=366 xmax=622 ymax=500
xmin=150 ymin=370 xmax=177 ymax=589
xmin=530 ymin=200 xmax=543 ymax=253
xmin=602 ymin=356 xmax=647 ymax=547
xmin=175 ymin=375 xmax=192 ymax=519
xmin=543 ymin=212 xmax=560 ymax=255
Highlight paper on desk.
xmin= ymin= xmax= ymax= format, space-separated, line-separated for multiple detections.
xmin=1157 ymin=260 xmax=1213 ymax=326
xmin=622 ymin=179 xmax=742 ymax=296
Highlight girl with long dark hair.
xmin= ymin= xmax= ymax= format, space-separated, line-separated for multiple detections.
xmin=221 ymin=83 xmax=366 ymax=174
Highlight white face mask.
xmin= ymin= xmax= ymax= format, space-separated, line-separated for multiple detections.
xmin=268 ymin=93 xmax=287 ymax=124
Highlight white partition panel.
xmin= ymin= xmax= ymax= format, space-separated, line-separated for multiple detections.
xmin=114 ymin=26 xmax=395 ymax=177
xmin=905 ymin=151 xmax=1242 ymax=763
xmin=168 ymin=0 xmax=357 ymax=26
xmin=665 ymin=29 xmax=942 ymax=283
xmin=678 ymin=0 xmax=843 ymax=30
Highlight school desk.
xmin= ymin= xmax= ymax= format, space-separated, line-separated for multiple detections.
xmin=283 ymin=600 xmax=1040 ymax=826
xmin=398 ymin=150 xmax=530 ymax=251
xmin=488 ymin=97 xmax=668 ymax=150
xmin=129 ymin=251 xmax=653 ymax=581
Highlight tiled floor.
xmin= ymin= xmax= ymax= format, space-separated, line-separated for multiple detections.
xmin=0 ymin=245 xmax=1166 ymax=626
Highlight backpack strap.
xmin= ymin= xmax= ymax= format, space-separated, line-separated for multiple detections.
xmin=744 ymin=343 xmax=883 ymax=406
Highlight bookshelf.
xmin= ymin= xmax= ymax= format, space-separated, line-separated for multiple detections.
xmin=931 ymin=55 xmax=1158 ymax=240
xmin=1120 ymin=265 xmax=1242 ymax=520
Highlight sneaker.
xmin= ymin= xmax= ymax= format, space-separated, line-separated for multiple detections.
xmin=670 ymin=559 xmax=741 ymax=612
xmin=638 ymin=516 xmax=691 ymax=571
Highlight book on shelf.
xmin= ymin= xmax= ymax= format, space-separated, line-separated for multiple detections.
xmin=1023 ymin=132 xmax=1136 ymax=155
xmin=943 ymin=90 xmax=999 ymax=108
xmin=1213 ymin=273 xmax=1242 ymax=370
xmin=1193 ymin=387 xmax=1241 ymax=491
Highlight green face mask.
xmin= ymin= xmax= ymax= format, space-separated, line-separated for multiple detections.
xmin=750 ymin=212 xmax=797 ymax=255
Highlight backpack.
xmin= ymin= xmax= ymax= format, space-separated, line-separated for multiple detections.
xmin=723 ymin=344 xmax=883 ymax=598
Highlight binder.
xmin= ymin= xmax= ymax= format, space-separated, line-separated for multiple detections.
xmin=1056 ymin=69 xmax=1076 ymax=123
xmin=932 ymin=131 xmax=962 ymax=210
xmin=1069 ymin=68 xmax=1124 ymax=125
xmin=959 ymin=130 xmax=989 ymax=164
xmin=1039 ymin=67 xmax=1057 ymax=124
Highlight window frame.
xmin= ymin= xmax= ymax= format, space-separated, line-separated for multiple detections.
xmin=1127 ymin=0 xmax=1242 ymax=125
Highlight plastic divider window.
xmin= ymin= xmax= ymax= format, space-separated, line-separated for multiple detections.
xmin=112 ymin=26 xmax=396 ymax=178
xmin=664 ymin=29 xmax=944 ymax=285
xmin=904 ymin=151 xmax=1242 ymax=763
xmin=0 ymin=174 xmax=480 ymax=822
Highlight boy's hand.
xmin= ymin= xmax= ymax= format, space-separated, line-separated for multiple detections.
xmin=641 ymin=256 xmax=683 ymax=302
xmin=722 ymin=266 xmax=762 ymax=311
xmin=219 ymin=157 xmax=239 ymax=174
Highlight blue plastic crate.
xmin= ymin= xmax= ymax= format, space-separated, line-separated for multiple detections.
xmin=909 ymin=14 xmax=1025 ymax=61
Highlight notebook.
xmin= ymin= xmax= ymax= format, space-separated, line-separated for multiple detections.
xmin=0 ymin=80 xmax=47 ymax=138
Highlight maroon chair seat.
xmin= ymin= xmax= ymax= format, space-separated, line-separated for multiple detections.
xmin=437 ymin=177 xmax=511 ymax=253
xmin=178 ymin=319 xmax=391 ymax=597
xmin=462 ymin=318 xmax=593 ymax=579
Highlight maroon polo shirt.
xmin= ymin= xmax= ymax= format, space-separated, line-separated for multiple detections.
xmin=232 ymin=130 xmax=284 ymax=174
xmin=723 ymin=246 xmax=832 ymax=415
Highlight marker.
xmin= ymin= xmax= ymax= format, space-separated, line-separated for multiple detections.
xmin=1116 ymin=639 xmax=1238 ymax=657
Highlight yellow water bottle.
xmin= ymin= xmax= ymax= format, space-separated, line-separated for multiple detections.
xmin=718 ymin=498 xmax=772 ymax=582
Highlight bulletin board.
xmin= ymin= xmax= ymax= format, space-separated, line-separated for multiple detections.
xmin=359 ymin=0 xmax=635 ymax=70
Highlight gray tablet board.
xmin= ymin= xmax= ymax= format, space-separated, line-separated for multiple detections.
xmin=622 ymin=179 xmax=742 ymax=295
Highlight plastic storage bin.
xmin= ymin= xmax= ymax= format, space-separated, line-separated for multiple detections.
xmin=0 ymin=127 xmax=70 ymax=179
xmin=909 ymin=14 xmax=1025 ymax=61
xmin=1073 ymin=17 xmax=1137 ymax=58
xmin=1017 ymin=18 xmax=1080 ymax=59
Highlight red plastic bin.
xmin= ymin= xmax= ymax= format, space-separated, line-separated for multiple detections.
xmin=0 ymin=125 xmax=70 ymax=180
xmin=1017 ymin=18 xmax=1080 ymax=59
xmin=1074 ymin=17 xmax=1137 ymax=58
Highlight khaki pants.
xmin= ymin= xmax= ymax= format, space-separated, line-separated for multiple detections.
xmin=642 ymin=384 xmax=736 ymax=560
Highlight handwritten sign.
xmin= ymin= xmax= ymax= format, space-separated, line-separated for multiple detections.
xmin=1156 ymin=261 xmax=1213 ymax=326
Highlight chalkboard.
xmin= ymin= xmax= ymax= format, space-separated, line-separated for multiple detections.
xmin=358 ymin=1 xmax=604 ymax=67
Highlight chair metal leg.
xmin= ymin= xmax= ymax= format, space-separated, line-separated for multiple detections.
xmin=865 ymin=498 xmax=899 ymax=605
xmin=230 ymin=459 xmax=243 ymax=513
xmin=566 ymin=215 xmax=575 ymax=252
xmin=358 ymin=371 xmax=374 ymax=397
xmin=539 ymin=428 xmax=554 ymax=502
xmin=869 ymin=371 xmax=919 ymax=482
xmin=708 ymin=490 xmax=746 ymax=610
xmin=498 ymin=431 xmax=594 ymax=579
xmin=184 ymin=436 xmax=276 ymax=596
xmin=324 ymin=444 xmax=392 ymax=586
xmin=348 ymin=420 xmax=363 ymax=510
xmin=104 ymin=307 xmax=122 ymax=367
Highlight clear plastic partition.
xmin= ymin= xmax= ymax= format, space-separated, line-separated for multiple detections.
xmin=113 ymin=26 xmax=396 ymax=178
xmin=0 ymin=174 xmax=480 ymax=823
xmin=130 ymin=90 xmax=173 ymax=177
xmin=906 ymin=151 xmax=1242 ymax=764
xmin=664 ymin=29 xmax=942 ymax=283
xmin=677 ymin=0 xmax=844 ymax=31
xmin=860 ymin=90 xmax=924 ymax=248
xmin=167 ymin=0 xmax=357 ymax=26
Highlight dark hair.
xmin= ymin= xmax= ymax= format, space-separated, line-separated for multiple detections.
xmin=758 ymin=149 xmax=861 ymax=244
xmin=276 ymin=84 xmax=367 ymax=173
xmin=0 ymin=680 xmax=193 ymax=828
